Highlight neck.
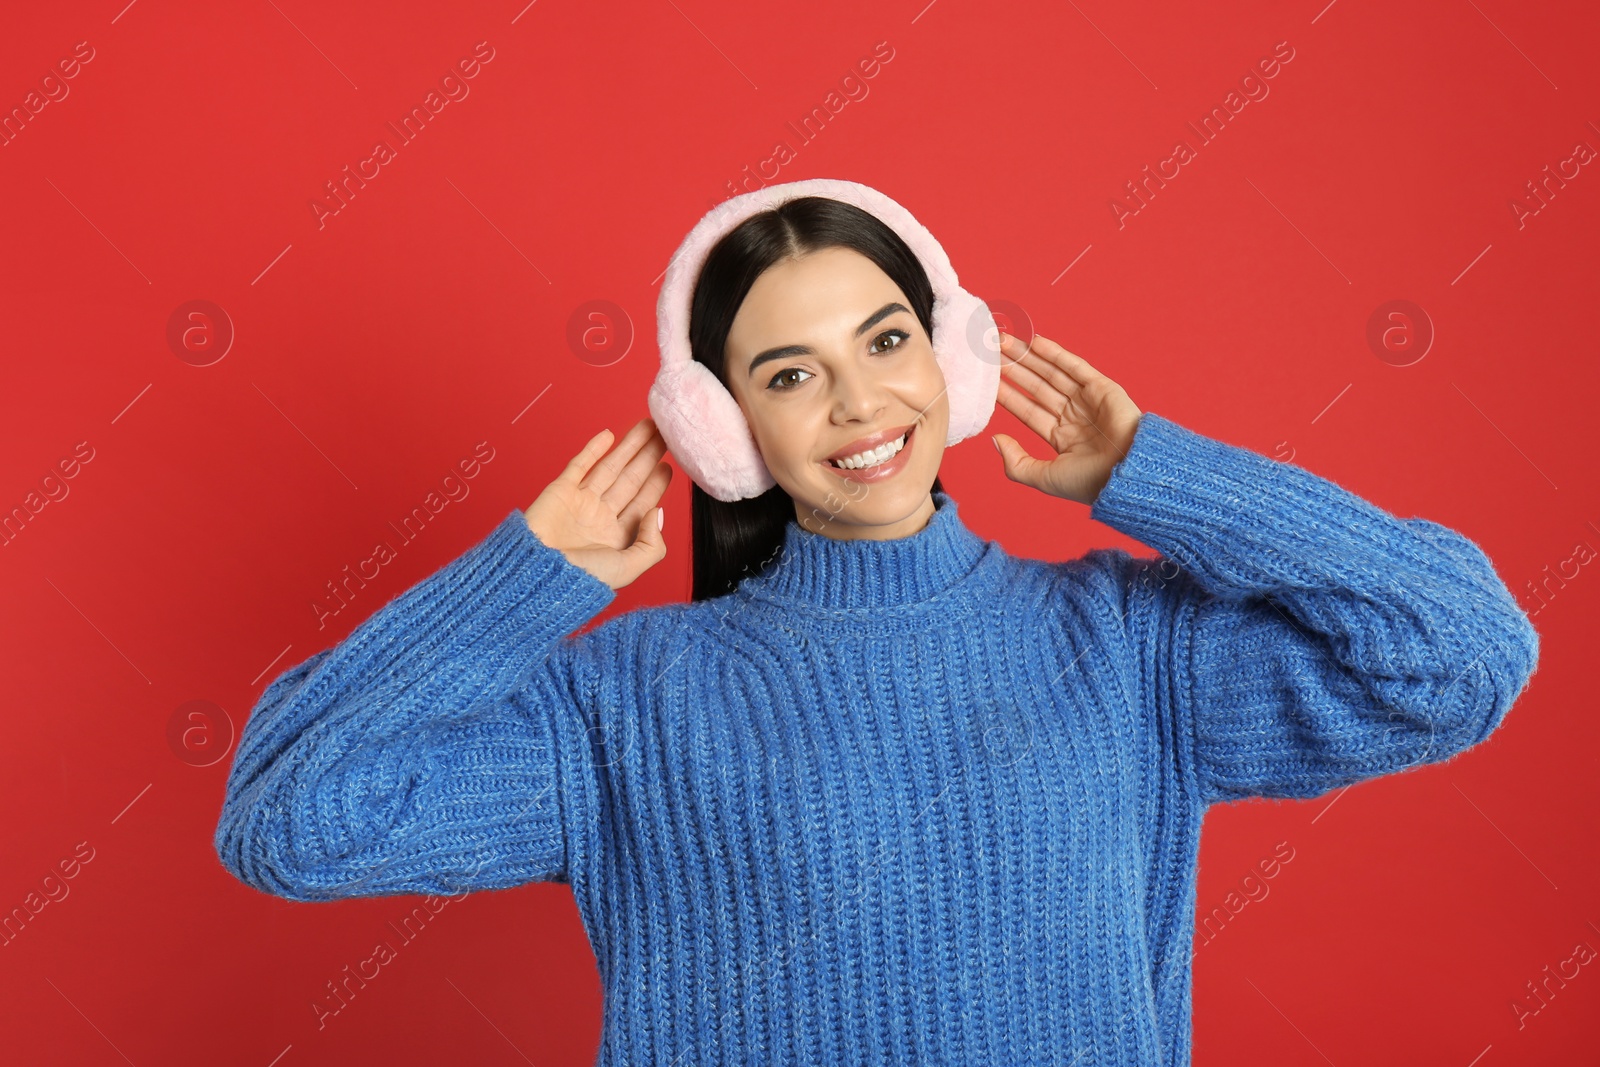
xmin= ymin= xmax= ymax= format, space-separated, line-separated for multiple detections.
xmin=743 ymin=490 xmax=990 ymax=611
xmin=793 ymin=492 xmax=938 ymax=541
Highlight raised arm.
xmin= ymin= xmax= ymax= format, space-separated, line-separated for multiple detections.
xmin=214 ymin=418 xmax=676 ymax=901
xmin=212 ymin=507 xmax=617 ymax=901
xmin=992 ymin=332 xmax=1538 ymax=806
xmin=1085 ymin=412 xmax=1540 ymax=805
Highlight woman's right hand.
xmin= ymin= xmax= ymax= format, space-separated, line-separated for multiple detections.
xmin=523 ymin=418 xmax=675 ymax=591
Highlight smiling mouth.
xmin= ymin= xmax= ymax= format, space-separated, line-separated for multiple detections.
xmin=826 ymin=424 xmax=914 ymax=470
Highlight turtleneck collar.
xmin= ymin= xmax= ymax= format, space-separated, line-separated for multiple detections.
xmin=738 ymin=491 xmax=992 ymax=612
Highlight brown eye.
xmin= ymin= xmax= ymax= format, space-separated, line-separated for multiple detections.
xmin=768 ymin=367 xmax=814 ymax=391
xmin=870 ymin=329 xmax=909 ymax=354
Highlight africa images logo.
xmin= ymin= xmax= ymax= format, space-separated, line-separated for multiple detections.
xmin=309 ymin=42 xmax=497 ymax=230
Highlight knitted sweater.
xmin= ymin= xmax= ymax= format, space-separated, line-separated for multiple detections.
xmin=213 ymin=411 xmax=1539 ymax=1066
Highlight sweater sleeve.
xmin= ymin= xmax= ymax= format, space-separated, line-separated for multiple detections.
xmin=1084 ymin=412 xmax=1540 ymax=806
xmin=213 ymin=508 xmax=616 ymax=901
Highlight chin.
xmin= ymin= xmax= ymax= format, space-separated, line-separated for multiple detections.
xmin=793 ymin=468 xmax=936 ymax=530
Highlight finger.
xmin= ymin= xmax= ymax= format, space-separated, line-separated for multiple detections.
xmin=580 ymin=417 xmax=656 ymax=498
xmin=1003 ymin=339 xmax=1122 ymax=439
xmin=615 ymin=460 xmax=673 ymax=530
xmin=1015 ymin=332 xmax=1107 ymax=388
xmin=996 ymin=376 xmax=1064 ymax=444
xmin=1000 ymin=333 xmax=1086 ymax=402
xmin=624 ymin=492 xmax=668 ymax=566
xmin=1000 ymin=353 xmax=1073 ymax=417
xmin=992 ymin=433 xmax=1048 ymax=491
xmin=1005 ymin=362 xmax=1109 ymax=430
xmin=557 ymin=427 xmax=617 ymax=487
xmin=600 ymin=420 xmax=669 ymax=512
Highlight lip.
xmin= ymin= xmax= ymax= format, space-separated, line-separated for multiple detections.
xmin=820 ymin=422 xmax=918 ymax=484
xmin=823 ymin=422 xmax=917 ymax=463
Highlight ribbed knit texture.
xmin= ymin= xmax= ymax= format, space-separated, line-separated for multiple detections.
xmin=214 ymin=411 xmax=1540 ymax=1066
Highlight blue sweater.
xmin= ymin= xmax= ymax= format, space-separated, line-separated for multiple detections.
xmin=214 ymin=411 xmax=1539 ymax=1066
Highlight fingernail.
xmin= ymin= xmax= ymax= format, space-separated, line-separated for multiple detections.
xmin=657 ymin=506 xmax=665 ymax=530
xmin=991 ymin=436 xmax=1001 ymax=453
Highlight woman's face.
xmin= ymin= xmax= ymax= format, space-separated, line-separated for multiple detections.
xmin=724 ymin=246 xmax=949 ymax=539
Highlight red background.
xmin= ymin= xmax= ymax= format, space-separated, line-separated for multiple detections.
xmin=2 ymin=0 xmax=1596 ymax=1063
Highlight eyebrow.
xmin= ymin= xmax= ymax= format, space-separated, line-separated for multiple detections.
xmin=745 ymin=301 xmax=911 ymax=378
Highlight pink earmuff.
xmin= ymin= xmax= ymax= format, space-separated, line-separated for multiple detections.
xmin=646 ymin=178 xmax=1001 ymax=503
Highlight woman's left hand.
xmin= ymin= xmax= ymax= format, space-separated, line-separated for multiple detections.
xmin=991 ymin=331 xmax=1143 ymax=507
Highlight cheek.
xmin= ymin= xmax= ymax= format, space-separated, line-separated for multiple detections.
xmin=749 ymin=400 xmax=816 ymax=467
xmin=909 ymin=354 xmax=951 ymax=411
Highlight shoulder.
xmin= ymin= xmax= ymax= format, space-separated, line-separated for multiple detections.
xmin=569 ymin=596 xmax=705 ymax=643
xmin=1002 ymin=545 xmax=1208 ymax=651
xmin=1004 ymin=544 xmax=1160 ymax=608
xmin=560 ymin=595 xmax=730 ymax=666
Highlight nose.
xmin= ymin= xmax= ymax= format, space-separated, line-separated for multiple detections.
xmin=827 ymin=358 xmax=889 ymax=424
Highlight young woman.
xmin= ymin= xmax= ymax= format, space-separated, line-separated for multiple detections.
xmin=214 ymin=181 xmax=1540 ymax=1066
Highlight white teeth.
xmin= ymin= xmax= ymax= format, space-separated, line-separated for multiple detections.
xmin=829 ymin=432 xmax=907 ymax=470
